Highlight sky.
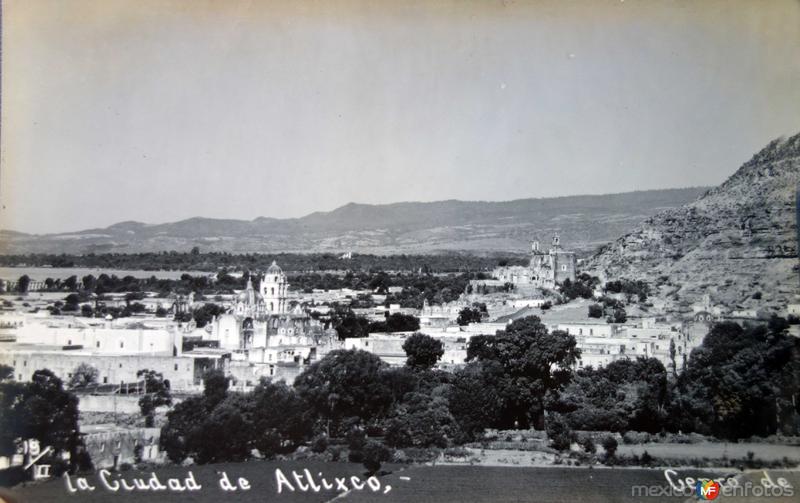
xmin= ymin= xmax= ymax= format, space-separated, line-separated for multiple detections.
xmin=1 ymin=0 xmax=799 ymax=234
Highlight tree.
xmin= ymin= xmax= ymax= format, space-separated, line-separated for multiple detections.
xmin=602 ymin=436 xmax=618 ymax=458
xmin=447 ymin=361 xmax=504 ymax=442
xmin=160 ymin=396 xmax=206 ymax=463
xmin=588 ymin=304 xmax=603 ymax=318
xmin=330 ymin=308 xmax=370 ymax=340
xmin=369 ymin=313 xmax=421 ymax=333
xmin=294 ymin=350 xmax=392 ymax=434
xmin=202 ymin=369 xmax=229 ymax=409
xmin=192 ymin=303 xmax=226 ymax=328
xmin=456 ymin=307 xmax=483 ymax=326
xmin=671 ymin=321 xmax=800 ymax=439
xmin=669 ymin=339 xmax=677 ymax=377
xmin=608 ymin=307 xmax=627 ymax=324
xmin=64 ymin=275 xmax=78 ymax=292
xmin=63 ymin=293 xmax=81 ymax=312
xmin=385 ymin=392 xmax=458 ymax=448
xmin=137 ymin=369 xmax=172 ymax=427
xmin=68 ymin=363 xmax=98 ymax=389
xmin=361 ymin=440 xmax=391 ymax=475
xmin=0 ymin=370 xmax=81 ymax=466
xmin=561 ymin=274 xmax=599 ymax=300
xmin=192 ymin=394 xmax=254 ymax=464
xmin=80 ymin=304 xmax=94 ymax=317
xmin=82 ymin=274 xmax=97 ymax=292
xmin=250 ymin=380 xmax=312 ymax=458
xmin=402 ymin=333 xmax=444 ymax=370
xmin=546 ymin=413 xmax=576 ymax=451
xmin=17 ymin=275 xmax=31 ymax=294
xmin=466 ymin=316 xmax=580 ymax=429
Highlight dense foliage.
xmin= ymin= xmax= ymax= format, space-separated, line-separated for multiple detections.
xmin=466 ymin=317 xmax=580 ymax=429
xmin=141 ymin=316 xmax=800 ymax=469
xmin=0 ymin=252 xmax=526 ymax=273
xmin=0 ymin=369 xmax=84 ymax=472
xmin=402 ymin=333 xmax=445 ymax=370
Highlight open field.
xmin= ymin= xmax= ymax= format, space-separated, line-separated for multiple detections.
xmin=616 ymin=442 xmax=800 ymax=463
xmin=6 ymin=460 xmax=782 ymax=503
xmin=341 ymin=465 xmax=734 ymax=503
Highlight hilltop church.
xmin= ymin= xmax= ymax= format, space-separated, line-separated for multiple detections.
xmin=493 ymin=234 xmax=577 ymax=290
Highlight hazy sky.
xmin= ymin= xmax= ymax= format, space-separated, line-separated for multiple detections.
xmin=2 ymin=0 xmax=799 ymax=234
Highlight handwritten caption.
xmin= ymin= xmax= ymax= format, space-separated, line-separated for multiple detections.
xmin=64 ymin=468 xmax=399 ymax=495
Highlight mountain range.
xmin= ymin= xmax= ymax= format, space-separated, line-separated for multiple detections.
xmin=586 ymin=132 xmax=800 ymax=312
xmin=0 ymin=188 xmax=708 ymax=256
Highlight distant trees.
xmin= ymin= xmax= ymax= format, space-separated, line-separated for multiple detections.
xmin=192 ymin=303 xmax=226 ymax=328
xmin=330 ymin=307 xmax=370 ymax=340
xmin=588 ymin=304 xmax=603 ymax=318
xmin=137 ymin=369 xmax=172 ymax=427
xmin=457 ymin=307 xmax=483 ymax=326
xmin=16 ymin=275 xmax=30 ymax=294
xmin=609 ymin=308 xmax=627 ymax=324
xmin=368 ymin=313 xmax=420 ymax=333
xmin=82 ymin=274 xmax=97 ymax=292
xmin=64 ymin=275 xmax=78 ymax=292
xmin=61 ymin=293 xmax=79 ymax=312
xmin=561 ymin=273 xmax=599 ymax=300
xmin=402 ymin=333 xmax=444 ymax=370
xmin=67 ymin=363 xmax=98 ymax=389
xmin=0 ymin=252 xmax=520 ymax=276
xmin=605 ymin=279 xmax=649 ymax=302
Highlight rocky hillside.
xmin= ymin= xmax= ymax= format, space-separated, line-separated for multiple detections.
xmin=0 ymin=188 xmax=705 ymax=256
xmin=586 ymin=132 xmax=800 ymax=313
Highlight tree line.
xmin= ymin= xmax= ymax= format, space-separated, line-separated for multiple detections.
xmin=0 ymin=251 xmax=527 ymax=274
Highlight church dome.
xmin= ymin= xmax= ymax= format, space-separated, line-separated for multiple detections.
xmin=266 ymin=261 xmax=282 ymax=275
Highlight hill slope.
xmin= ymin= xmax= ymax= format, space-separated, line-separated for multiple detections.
xmin=0 ymin=188 xmax=706 ymax=255
xmin=586 ymin=132 xmax=800 ymax=311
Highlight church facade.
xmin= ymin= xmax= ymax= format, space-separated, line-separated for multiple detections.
xmin=493 ymin=234 xmax=577 ymax=290
xmin=210 ymin=261 xmax=327 ymax=351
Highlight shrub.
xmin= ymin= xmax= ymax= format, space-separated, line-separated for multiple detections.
xmin=328 ymin=445 xmax=344 ymax=462
xmin=546 ymin=414 xmax=576 ymax=451
xmin=601 ymin=436 xmax=618 ymax=458
xmin=311 ymin=434 xmax=329 ymax=454
xmin=362 ymin=441 xmax=391 ymax=475
xmin=622 ymin=431 xmax=651 ymax=444
xmin=581 ymin=436 xmax=596 ymax=454
xmin=640 ymin=450 xmax=653 ymax=466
